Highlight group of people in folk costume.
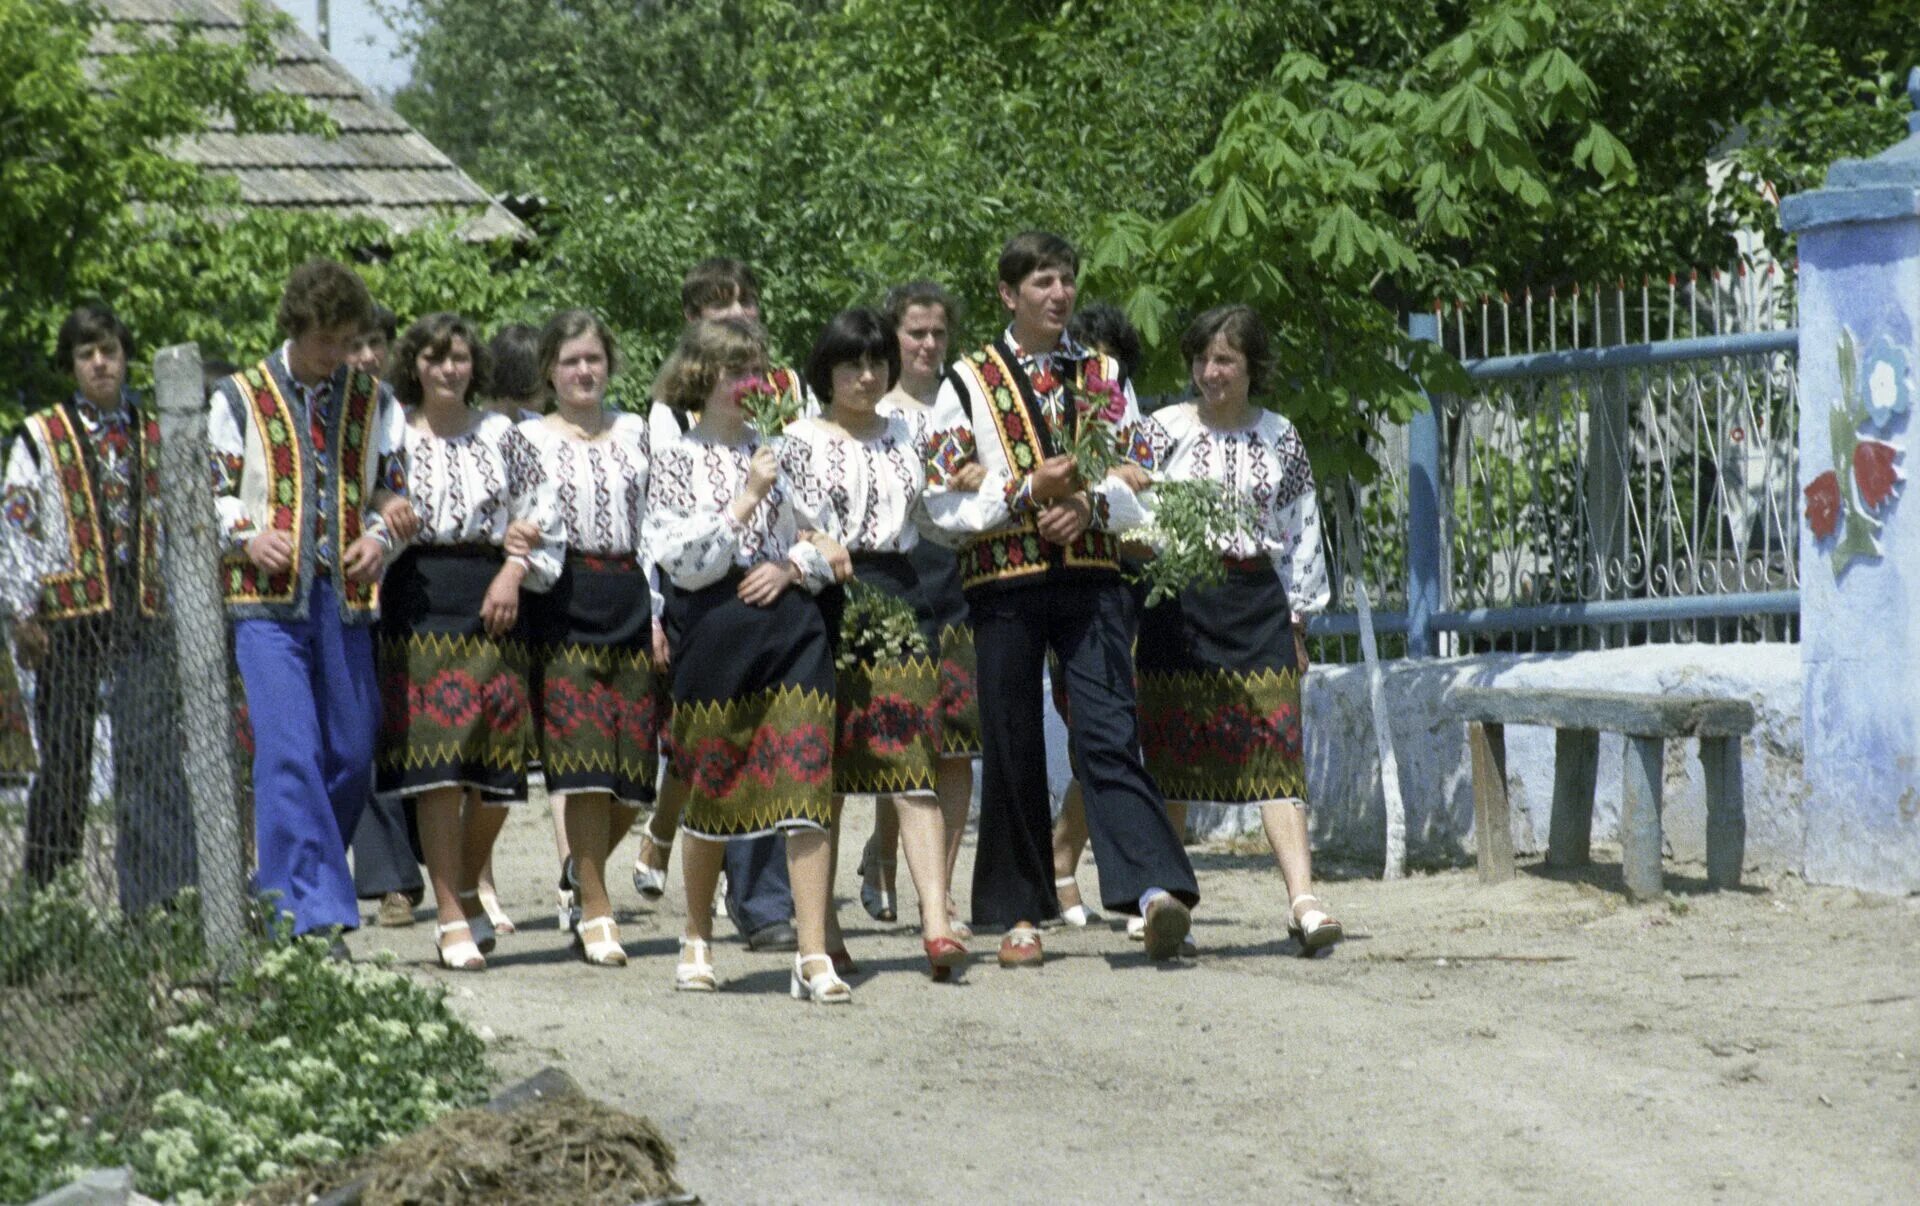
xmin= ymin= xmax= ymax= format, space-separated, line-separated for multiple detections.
xmin=1 ymin=229 xmax=1343 ymax=1001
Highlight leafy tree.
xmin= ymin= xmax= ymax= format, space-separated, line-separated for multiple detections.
xmin=0 ymin=0 xmax=317 ymax=412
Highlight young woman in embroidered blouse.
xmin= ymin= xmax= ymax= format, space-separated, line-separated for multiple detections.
xmin=517 ymin=310 xmax=662 ymax=967
xmin=785 ymin=308 xmax=969 ymax=979
xmin=1136 ymin=305 xmax=1341 ymax=952
xmin=375 ymin=312 xmax=561 ymax=970
xmin=647 ymin=318 xmax=854 ymax=1002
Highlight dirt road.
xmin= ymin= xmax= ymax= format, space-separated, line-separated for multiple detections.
xmin=345 ymin=797 xmax=1920 ymax=1204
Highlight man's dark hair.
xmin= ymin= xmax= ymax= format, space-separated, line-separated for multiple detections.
xmin=367 ymin=303 xmax=398 ymax=343
xmin=388 ymin=312 xmax=491 ymax=407
xmin=1069 ymin=302 xmax=1142 ymax=385
xmin=1181 ymin=304 xmax=1274 ymax=397
xmin=277 ymin=259 xmax=375 ymax=339
xmin=804 ymin=308 xmax=900 ymax=405
xmin=997 ymin=231 xmax=1078 ymax=289
xmin=54 ymin=303 xmax=135 ymax=374
xmin=681 ymin=257 xmax=761 ymax=318
xmin=881 ymin=280 xmax=959 ymax=332
xmin=486 ymin=322 xmax=542 ymax=401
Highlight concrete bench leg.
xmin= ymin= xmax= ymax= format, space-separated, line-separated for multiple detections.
xmin=1468 ymin=721 xmax=1514 ymax=883
xmin=1621 ymin=735 xmax=1666 ymax=901
xmin=1547 ymin=728 xmax=1599 ymax=867
xmin=1699 ymin=736 xmax=1745 ymax=890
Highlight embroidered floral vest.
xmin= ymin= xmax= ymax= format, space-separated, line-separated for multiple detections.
xmin=219 ymin=360 xmax=382 ymax=616
xmin=950 ymin=339 xmax=1124 ymax=591
xmin=32 ymin=401 xmax=164 ymax=622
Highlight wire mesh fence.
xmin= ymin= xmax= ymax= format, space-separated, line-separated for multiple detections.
xmin=0 ymin=343 xmax=250 ymax=1123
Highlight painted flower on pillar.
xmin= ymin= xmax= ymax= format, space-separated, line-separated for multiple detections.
xmin=1804 ymin=470 xmax=1842 ymax=541
xmin=1815 ymin=328 xmax=1909 ymax=576
xmin=1853 ymin=439 xmax=1904 ymax=512
xmin=1862 ymin=336 xmax=1912 ymax=430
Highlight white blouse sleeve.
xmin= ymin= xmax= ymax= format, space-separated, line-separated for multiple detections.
xmin=1270 ymin=423 xmax=1331 ymax=618
xmin=646 ymin=445 xmax=741 ymax=591
xmin=208 ymin=381 xmax=256 ymax=555
xmin=0 ymin=430 xmax=50 ymax=620
xmin=500 ymin=424 xmax=564 ymax=593
xmin=922 ymin=370 xmax=1012 ymax=536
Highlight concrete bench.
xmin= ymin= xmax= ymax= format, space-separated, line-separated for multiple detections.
xmin=1441 ymin=687 xmax=1756 ymax=900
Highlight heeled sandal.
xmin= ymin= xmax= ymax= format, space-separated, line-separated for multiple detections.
xmin=556 ymin=857 xmax=580 ymax=933
xmin=856 ymin=839 xmax=897 ymax=923
xmin=1054 ymin=876 xmax=1103 ymax=929
xmin=476 ymin=885 xmax=515 ymax=935
xmin=456 ymin=890 xmax=497 ymax=953
xmin=434 ymin=920 xmax=485 ymax=972
xmin=1289 ymin=893 xmax=1344 ymax=955
xmin=674 ymin=937 xmax=717 ymax=992
xmin=791 ymin=953 xmax=852 ymax=1004
xmin=923 ymin=935 xmax=968 ymax=982
xmin=633 ymin=824 xmax=674 ymax=900
xmin=829 ymin=946 xmax=859 ymax=977
xmin=946 ymin=896 xmax=973 ymax=941
xmin=577 ymin=915 xmax=628 ymax=967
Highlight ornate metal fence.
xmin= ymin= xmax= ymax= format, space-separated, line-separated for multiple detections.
xmin=1309 ymin=267 xmax=1801 ymax=660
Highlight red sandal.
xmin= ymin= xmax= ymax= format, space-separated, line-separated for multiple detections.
xmin=923 ymin=936 xmax=969 ymax=981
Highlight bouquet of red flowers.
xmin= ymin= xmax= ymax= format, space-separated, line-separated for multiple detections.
xmin=1062 ymin=364 xmax=1130 ymax=484
xmin=735 ymin=373 xmax=804 ymax=441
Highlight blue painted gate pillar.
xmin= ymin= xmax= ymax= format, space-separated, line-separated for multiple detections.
xmin=1779 ymin=69 xmax=1920 ymax=892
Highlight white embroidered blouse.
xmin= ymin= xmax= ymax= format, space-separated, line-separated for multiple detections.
xmin=514 ymin=413 xmax=651 ymax=558
xmin=646 ymin=433 xmax=833 ymax=593
xmin=1141 ymin=403 xmax=1332 ymax=618
xmin=402 ymin=410 xmax=563 ymax=591
xmin=777 ymin=412 xmax=930 ymax=554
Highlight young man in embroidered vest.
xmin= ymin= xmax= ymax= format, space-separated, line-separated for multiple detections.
xmin=924 ymin=231 xmax=1199 ymax=965
xmin=630 ymin=256 xmax=819 ymax=953
xmin=209 ymin=260 xmax=412 ymax=944
xmin=0 ymin=303 xmax=195 ymax=915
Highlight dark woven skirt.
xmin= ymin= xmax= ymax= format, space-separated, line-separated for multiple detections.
xmin=665 ymin=570 xmax=835 ymax=837
xmin=819 ymin=551 xmax=941 ymax=795
xmin=375 ymin=545 xmax=533 ymax=799
xmin=911 ymin=539 xmax=980 ymax=757
xmin=0 ymin=642 xmax=34 ymax=779
xmin=1136 ymin=563 xmax=1305 ymax=805
xmin=526 ymin=553 xmax=663 ymax=807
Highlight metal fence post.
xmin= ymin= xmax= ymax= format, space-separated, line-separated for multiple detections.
xmin=1406 ymin=313 xmax=1444 ymax=658
xmin=154 ymin=344 xmax=248 ymax=965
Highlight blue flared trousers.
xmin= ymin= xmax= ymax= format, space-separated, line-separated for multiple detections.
xmin=235 ymin=576 xmax=378 ymax=935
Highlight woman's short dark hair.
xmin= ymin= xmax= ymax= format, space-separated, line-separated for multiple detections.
xmin=681 ymin=257 xmax=761 ymax=318
xmin=882 ymin=280 xmax=959 ymax=332
xmin=55 ymin=304 xmax=134 ymax=374
xmin=537 ymin=310 xmax=620 ymax=396
xmin=653 ymin=318 xmax=767 ymax=414
xmin=805 ymin=308 xmax=900 ymax=405
xmin=388 ymin=312 xmax=490 ymax=407
xmin=277 ymin=259 xmax=375 ymax=338
xmin=486 ymin=322 xmax=542 ymax=400
xmin=1181 ymin=304 xmax=1273 ymax=397
xmin=1068 ymin=302 xmax=1142 ymax=385
xmin=997 ymin=231 xmax=1078 ymax=288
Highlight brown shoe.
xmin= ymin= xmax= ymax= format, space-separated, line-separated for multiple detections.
xmin=1141 ymin=894 xmax=1191 ymax=961
xmin=997 ymin=925 xmax=1043 ymax=968
xmin=376 ymin=891 xmax=416 ymax=928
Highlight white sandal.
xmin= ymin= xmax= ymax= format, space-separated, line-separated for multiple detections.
xmin=476 ymin=885 xmax=515 ymax=935
xmin=674 ymin=936 xmax=717 ymax=992
xmin=557 ymin=857 xmax=579 ymax=932
xmin=857 ymin=838 xmax=897 ymax=923
xmin=578 ymin=915 xmax=627 ymax=967
xmin=434 ymin=920 xmax=485 ymax=972
xmin=1289 ymin=893 xmax=1344 ymax=954
xmin=633 ymin=825 xmax=674 ymax=900
xmin=1054 ymin=876 xmax=1103 ymax=929
xmin=456 ymin=890 xmax=497 ymax=953
xmin=790 ymin=953 xmax=852 ymax=1004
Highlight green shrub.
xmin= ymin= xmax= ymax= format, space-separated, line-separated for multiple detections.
xmin=0 ymin=879 xmax=487 ymax=1204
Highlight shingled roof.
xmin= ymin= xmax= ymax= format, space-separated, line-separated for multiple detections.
xmin=93 ymin=0 xmax=530 ymax=242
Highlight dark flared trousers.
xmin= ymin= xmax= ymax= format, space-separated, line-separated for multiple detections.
xmin=969 ymin=577 xmax=1197 ymax=929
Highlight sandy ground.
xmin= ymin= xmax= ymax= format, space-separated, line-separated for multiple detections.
xmin=345 ymin=794 xmax=1920 ymax=1205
